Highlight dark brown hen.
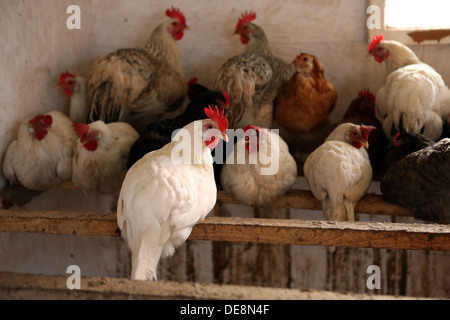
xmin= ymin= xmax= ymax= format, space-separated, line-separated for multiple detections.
xmin=381 ymin=133 xmax=450 ymax=224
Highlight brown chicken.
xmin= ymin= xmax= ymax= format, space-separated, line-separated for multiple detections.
xmin=215 ymin=11 xmax=294 ymax=129
xmin=274 ymin=53 xmax=337 ymax=134
xmin=87 ymin=7 xmax=188 ymax=134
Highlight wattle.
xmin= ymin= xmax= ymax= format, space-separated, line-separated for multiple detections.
xmin=240 ymin=35 xmax=249 ymax=44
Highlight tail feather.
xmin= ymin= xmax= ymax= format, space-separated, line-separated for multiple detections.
xmin=323 ymin=199 xmax=355 ymax=254
xmin=130 ymin=233 xmax=163 ymax=281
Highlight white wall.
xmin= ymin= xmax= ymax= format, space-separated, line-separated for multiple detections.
xmin=0 ymin=0 xmax=449 ymax=297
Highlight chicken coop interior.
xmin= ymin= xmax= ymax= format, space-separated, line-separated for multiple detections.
xmin=0 ymin=0 xmax=449 ymax=300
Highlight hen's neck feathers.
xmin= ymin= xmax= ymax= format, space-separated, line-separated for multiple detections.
xmin=166 ymin=120 xmax=214 ymax=166
xmin=144 ymin=19 xmax=181 ymax=70
xmin=245 ymin=23 xmax=273 ymax=56
xmin=382 ymin=40 xmax=421 ymax=74
xmin=69 ymin=76 xmax=88 ymax=124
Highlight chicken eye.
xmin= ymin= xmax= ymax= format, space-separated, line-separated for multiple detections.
xmin=303 ymin=57 xmax=308 ymax=62
xmin=208 ymin=125 xmax=213 ymax=129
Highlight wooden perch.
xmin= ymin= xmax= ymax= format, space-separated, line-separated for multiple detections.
xmin=0 ymin=272 xmax=430 ymax=300
xmin=59 ymin=180 xmax=414 ymax=216
xmin=217 ymin=190 xmax=414 ymax=217
xmin=0 ymin=210 xmax=448 ymax=251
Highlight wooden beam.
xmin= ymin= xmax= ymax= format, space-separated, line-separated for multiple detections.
xmin=190 ymin=217 xmax=450 ymax=251
xmin=0 ymin=210 xmax=448 ymax=251
xmin=217 ymin=190 xmax=414 ymax=217
xmin=59 ymin=180 xmax=415 ymax=217
xmin=0 ymin=272 xmax=430 ymax=300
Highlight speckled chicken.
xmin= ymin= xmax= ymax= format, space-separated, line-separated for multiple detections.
xmin=381 ymin=133 xmax=449 ymax=224
xmin=72 ymin=121 xmax=139 ymax=196
xmin=87 ymin=7 xmax=189 ymax=134
xmin=274 ymin=53 xmax=337 ymax=134
xmin=220 ymin=125 xmax=297 ymax=207
xmin=215 ymin=11 xmax=294 ymax=129
xmin=2 ymin=111 xmax=78 ymax=190
xmin=304 ymin=123 xmax=375 ymax=223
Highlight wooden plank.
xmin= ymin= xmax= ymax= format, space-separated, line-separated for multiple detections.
xmin=217 ymin=190 xmax=414 ymax=217
xmin=0 ymin=210 xmax=120 ymax=237
xmin=0 ymin=210 xmax=448 ymax=251
xmin=190 ymin=217 xmax=450 ymax=251
xmin=58 ymin=180 xmax=415 ymax=217
xmin=0 ymin=272 xmax=433 ymax=300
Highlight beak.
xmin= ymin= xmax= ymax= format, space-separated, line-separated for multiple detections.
xmin=55 ymin=83 xmax=61 ymax=88
xmin=221 ymin=132 xmax=229 ymax=142
xmin=363 ymin=140 xmax=369 ymax=149
xmin=233 ymin=30 xmax=238 ymax=35
xmin=184 ymin=25 xmax=190 ymax=30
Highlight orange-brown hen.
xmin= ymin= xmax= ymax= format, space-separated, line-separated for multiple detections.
xmin=274 ymin=53 xmax=337 ymax=134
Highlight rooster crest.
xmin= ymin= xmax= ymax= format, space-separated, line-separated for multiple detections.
xmin=165 ymin=6 xmax=186 ymax=26
xmin=369 ymin=34 xmax=384 ymax=52
xmin=204 ymin=105 xmax=228 ymax=133
xmin=236 ymin=10 xmax=257 ymax=30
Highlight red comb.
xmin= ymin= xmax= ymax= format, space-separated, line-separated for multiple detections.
xmin=392 ymin=133 xmax=403 ymax=147
xmin=72 ymin=123 xmax=89 ymax=140
xmin=360 ymin=125 xmax=376 ymax=141
xmin=243 ymin=124 xmax=261 ymax=133
xmin=59 ymin=70 xmax=75 ymax=84
xmin=187 ymin=77 xmax=198 ymax=87
xmin=222 ymin=90 xmax=230 ymax=107
xmin=369 ymin=34 xmax=384 ymax=52
xmin=358 ymin=88 xmax=375 ymax=101
xmin=165 ymin=6 xmax=186 ymax=26
xmin=204 ymin=105 xmax=228 ymax=133
xmin=29 ymin=114 xmax=52 ymax=127
xmin=236 ymin=11 xmax=256 ymax=30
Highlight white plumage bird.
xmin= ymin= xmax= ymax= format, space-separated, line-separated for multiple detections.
xmin=369 ymin=34 xmax=450 ymax=141
xmin=304 ymin=123 xmax=375 ymax=223
xmin=117 ymin=106 xmax=229 ymax=281
xmin=220 ymin=125 xmax=297 ymax=207
xmin=57 ymin=70 xmax=89 ymax=124
xmin=2 ymin=111 xmax=77 ymax=190
xmin=71 ymin=121 xmax=139 ymax=196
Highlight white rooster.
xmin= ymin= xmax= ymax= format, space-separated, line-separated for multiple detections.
xmin=369 ymin=34 xmax=450 ymax=141
xmin=220 ymin=125 xmax=297 ymax=207
xmin=57 ymin=70 xmax=88 ymax=124
xmin=2 ymin=111 xmax=78 ymax=190
xmin=71 ymin=121 xmax=139 ymax=196
xmin=304 ymin=123 xmax=375 ymax=224
xmin=117 ymin=106 xmax=229 ymax=281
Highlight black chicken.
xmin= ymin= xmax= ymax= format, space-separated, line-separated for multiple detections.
xmin=127 ymin=89 xmax=230 ymax=169
xmin=381 ymin=132 xmax=450 ymax=224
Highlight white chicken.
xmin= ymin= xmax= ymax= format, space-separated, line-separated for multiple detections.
xmin=71 ymin=121 xmax=139 ymax=196
xmin=369 ymin=34 xmax=450 ymax=141
xmin=220 ymin=125 xmax=297 ymax=207
xmin=304 ymin=123 xmax=375 ymax=224
xmin=117 ymin=106 xmax=229 ymax=281
xmin=2 ymin=111 xmax=78 ymax=190
xmin=57 ymin=70 xmax=88 ymax=123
